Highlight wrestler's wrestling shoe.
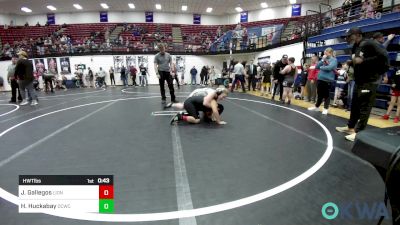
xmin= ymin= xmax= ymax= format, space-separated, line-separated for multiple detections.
xmin=164 ymin=102 xmax=173 ymax=109
xmin=170 ymin=112 xmax=184 ymax=125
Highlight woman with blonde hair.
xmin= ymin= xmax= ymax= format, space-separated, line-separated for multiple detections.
xmin=308 ymin=47 xmax=338 ymax=115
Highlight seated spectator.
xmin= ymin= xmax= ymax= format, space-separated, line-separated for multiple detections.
xmin=36 ymin=22 xmax=41 ymax=27
xmin=24 ymin=22 xmax=29 ymax=27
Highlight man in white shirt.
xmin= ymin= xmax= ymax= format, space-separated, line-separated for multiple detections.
xmin=230 ymin=61 xmax=246 ymax=93
xmin=97 ymin=67 xmax=107 ymax=88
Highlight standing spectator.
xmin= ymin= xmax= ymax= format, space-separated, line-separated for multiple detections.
xmin=279 ymin=57 xmax=298 ymax=104
xmin=130 ymin=65 xmax=138 ymax=86
xmin=204 ymin=66 xmax=210 ymax=86
xmin=154 ymin=43 xmax=176 ymax=103
xmin=333 ymin=63 xmax=348 ymax=107
xmin=346 ymin=60 xmax=355 ymax=111
xmin=261 ymin=64 xmax=272 ymax=96
xmin=15 ymin=51 xmax=38 ymax=106
xmin=249 ymin=33 xmax=257 ymax=49
xmin=299 ymin=63 xmax=309 ymax=100
xmin=7 ymin=56 xmax=22 ymax=103
xmin=246 ymin=60 xmax=258 ymax=91
xmin=382 ymin=69 xmax=400 ymax=123
xmin=373 ymin=32 xmax=395 ymax=49
xmin=109 ymin=66 xmax=115 ymax=86
xmin=200 ymin=66 xmax=207 ymax=86
xmin=272 ymin=55 xmax=288 ymax=101
xmin=230 ymin=60 xmax=246 ymax=93
xmin=43 ymin=68 xmax=55 ymax=93
xmin=336 ymin=27 xmax=389 ymax=141
xmin=308 ymin=47 xmax=337 ymax=115
xmin=88 ymin=67 xmax=94 ymax=88
xmin=304 ymin=55 xmax=319 ymax=102
xmin=139 ymin=64 xmax=148 ymax=87
xmin=97 ymin=67 xmax=107 ymax=88
xmin=209 ymin=66 xmax=216 ymax=86
xmin=170 ymin=61 xmax=180 ymax=89
xmin=190 ymin=66 xmax=198 ymax=85
xmin=120 ymin=65 xmax=127 ymax=87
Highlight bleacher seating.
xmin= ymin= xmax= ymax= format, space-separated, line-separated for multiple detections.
xmin=0 ymin=25 xmax=60 ymax=45
xmin=64 ymin=23 xmax=117 ymax=44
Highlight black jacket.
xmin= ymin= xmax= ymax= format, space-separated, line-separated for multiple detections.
xmin=247 ymin=64 xmax=258 ymax=77
xmin=15 ymin=59 xmax=34 ymax=81
xmin=273 ymin=60 xmax=287 ymax=81
xmin=352 ymin=39 xmax=388 ymax=85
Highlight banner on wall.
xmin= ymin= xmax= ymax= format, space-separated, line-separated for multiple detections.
xmin=257 ymin=56 xmax=271 ymax=65
xmin=113 ymin=56 xmax=124 ymax=73
xmin=60 ymin=57 xmax=71 ymax=74
xmin=47 ymin=14 xmax=55 ymax=25
xmin=100 ymin=11 xmax=108 ymax=22
xmin=34 ymin=59 xmax=45 ymax=76
xmin=126 ymin=56 xmax=137 ymax=68
xmin=193 ymin=14 xmax=201 ymax=25
xmin=145 ymin=12 xmax=153 ymax=23
xmin=47 ymin=58 xmax=58 ymax=74
xmin=138 ymin=56 xmax=148 ymax=68
xmin=240 ymin=11 xmax=248 ymax=23
xmin=291 ymin=4 xmax=301 ymax=17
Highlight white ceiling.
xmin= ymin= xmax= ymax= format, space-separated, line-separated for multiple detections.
xmin=0 ymin=0 xmax=325 ymax=15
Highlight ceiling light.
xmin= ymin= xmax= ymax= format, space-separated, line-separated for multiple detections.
xmin=101 ymin=3 xmax=109 ymax=9
xmin=235 ymin=7 xmax=243 ymax=12
xmin=128 ymin=3 xmax=135 ymax=9
xmin=206 ymin=7 xmax=213 ymax=13
xmin=21 ymin=7 xmax=32 ymax=13
xmin=261 ymin=2 xmax=268 ymax=8
xmin=182 ymin=5 xmax=187 ymax=11
xmin=73 ymin=4 xmax=82 ymax=10
xmin=47 ymin=5 xmax=57 ymax=11
xmin=289 ymin=0 xmax=296 ymax=4
xmin=156 ymin=4 xmax=162 ymax=10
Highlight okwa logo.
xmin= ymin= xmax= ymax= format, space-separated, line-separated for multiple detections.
xmin=321 ymin=202 xmax=389 ymax=220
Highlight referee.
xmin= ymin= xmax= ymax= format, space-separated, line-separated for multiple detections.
xmin=154 ymin=43 xmax=176 ymax=103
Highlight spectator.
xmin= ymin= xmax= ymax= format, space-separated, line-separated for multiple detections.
xmin=97 ymin=67 xmax=107 ymax=88
xmin=190 ymin=66 xmax=198 ymax=85
xmin=15 ymin=51 xmax=38 ymax=106
xmin=249 ymin=33 xmax=257 ymax=49
xmin=373 ymin=32 xmax=395 ymax=49
xmin=300 ymin=63 xmax=309 ymax=100
xmin=88 ymin=67 xmax=94 ymax=88
xmin=272 ymin=55 xmax=288 ymax=101
xmin=304 ymin=55 xmax=319 ymax=102
xmin=261 ymin=64 xmax=272 ymax=96
xmin=200 ymin=66 xmax=207 ymax=86
xmin=345 ymin=60 xmax=355 ymax=111
xmin=109 ymin=66 xmax=115 ymax=86
xmin=382 ymin=69 xmax=400 ymax=123
xmin=333 ymin=63 xmax=348 ymax=107
xmin=336 ymin=27 xmax=389 ymax=141
xmin=7 ymin=56 xmax=22 ymax=103
xmin=139 ymin=64 xmax=148 ymax=87
xmin=230 ymin=60 xmax=246 ymax=93
xmin=130 ymin=65 xmax=138 ymax=86
xmin=246 ymin=60 xmax=258 ymax=91
xmin=120 ymin=65 xmax=127 ymax=87
xmin=308 ymin=47 xmax=337 ymax=115
xmin=36 ymin=22 xmax=41 ymax=27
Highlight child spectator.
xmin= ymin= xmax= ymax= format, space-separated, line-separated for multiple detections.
xmin=300 ymin=63 xmax=309 ymax=100
xmin=333 ymin=63 xmax=348 ymax=107
xmin=261 ymin=64 xmax=272 ymax=96
xmin=304 ymin=55 xmax=319 ymax=102
xmin=382 ymin=69 xmax=400 ymax=123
